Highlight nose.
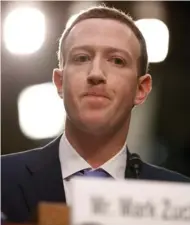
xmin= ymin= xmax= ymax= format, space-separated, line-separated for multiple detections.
xmin=87 ymin=56 xmax=106 ymax=85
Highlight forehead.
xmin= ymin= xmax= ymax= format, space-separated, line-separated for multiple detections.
xmin=64 ymin=18 xmax=140 ymax=58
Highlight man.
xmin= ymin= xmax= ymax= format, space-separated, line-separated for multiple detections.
xmin=2 ymin=5 xmax=190 ymax=223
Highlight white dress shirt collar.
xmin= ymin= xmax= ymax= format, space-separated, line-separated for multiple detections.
xmin=59 ymin=132 xmax=127 ymax=180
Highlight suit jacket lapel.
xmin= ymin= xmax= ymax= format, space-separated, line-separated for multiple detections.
xmin=20 ymin=136 xmax=66 ymax=214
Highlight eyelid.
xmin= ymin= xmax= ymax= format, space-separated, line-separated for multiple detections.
xmin=72 ymin=53 xmax=91 ymax=63
xmin=109 ymin=55 xmax=127 ymax=64
xmin=110 ymin=54 xmax=125 ymax=60
xmin=72 ymin=52 xmax=90 ymax=58
xmin=77 ymin=53 xmax=90 ymax=57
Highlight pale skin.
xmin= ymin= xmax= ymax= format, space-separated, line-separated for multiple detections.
xmin=53 ymin=18 xmax=152 ymax=168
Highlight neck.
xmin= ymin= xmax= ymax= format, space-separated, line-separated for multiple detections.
xmin=64 ymin=117 xmax=131 ymax=168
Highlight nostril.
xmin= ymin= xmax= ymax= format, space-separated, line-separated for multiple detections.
xmin=87 ymin=75 xmax=106 ymax=85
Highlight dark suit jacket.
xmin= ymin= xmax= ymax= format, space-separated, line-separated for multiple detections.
xmin=1 ymin=136 xmax=190 ymax=223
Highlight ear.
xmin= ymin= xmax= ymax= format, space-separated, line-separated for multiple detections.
xmin=52 ymin=68 xmax=64 ymax=99
xmin=134 ymin=74 xmax=152 ymax=106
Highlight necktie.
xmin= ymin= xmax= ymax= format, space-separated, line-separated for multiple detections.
xmin=75 ymin=168 xmax=112 ymax=178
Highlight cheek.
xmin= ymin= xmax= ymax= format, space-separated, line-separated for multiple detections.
xmin=111 ymin=74 xmax=137 ymax=103
xmin=63 ymin=69 xmax=85 ymax=103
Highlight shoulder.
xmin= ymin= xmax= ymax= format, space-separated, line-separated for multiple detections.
xmin=141 ymin=161 xmax=190 ymax=183
xmin=1 ymin=147 xmax=42 ymax=168
xmin=1 ymin=148 xmax=43 ymax=183
xmin=1 ymin=135 xmax=61 ymax=172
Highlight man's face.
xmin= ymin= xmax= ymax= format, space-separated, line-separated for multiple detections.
xmin=54 ymin=18 xmax=151 ymax=134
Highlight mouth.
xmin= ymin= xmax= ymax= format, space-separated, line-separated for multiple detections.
xmin=83 ymin=91 xmax=110 ymax=100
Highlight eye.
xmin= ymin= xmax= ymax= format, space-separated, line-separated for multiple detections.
xmin=73 ymin=54 xmax=91 ymax=63
xmin=109 ymin=56 xmax=126 ymax=67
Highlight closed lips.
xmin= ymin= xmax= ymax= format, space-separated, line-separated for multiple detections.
xmin=84 ymin=91 xmax=110 ymax=99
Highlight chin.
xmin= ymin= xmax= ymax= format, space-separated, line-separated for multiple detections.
xmin=78 ymin=116 xmax=111 ymax=135
xmin=82 ymin=125 xmax=109 ymax=136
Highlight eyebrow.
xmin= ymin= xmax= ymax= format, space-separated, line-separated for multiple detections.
xmin=68 ymin=45 xmax=133 ymax=61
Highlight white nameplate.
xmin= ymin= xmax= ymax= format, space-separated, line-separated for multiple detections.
xmin=71 ymin=178 xmax=190 ymax=225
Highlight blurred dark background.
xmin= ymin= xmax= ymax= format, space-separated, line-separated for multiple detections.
xmin=1 ymin=1 xmax=190 ymax=177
